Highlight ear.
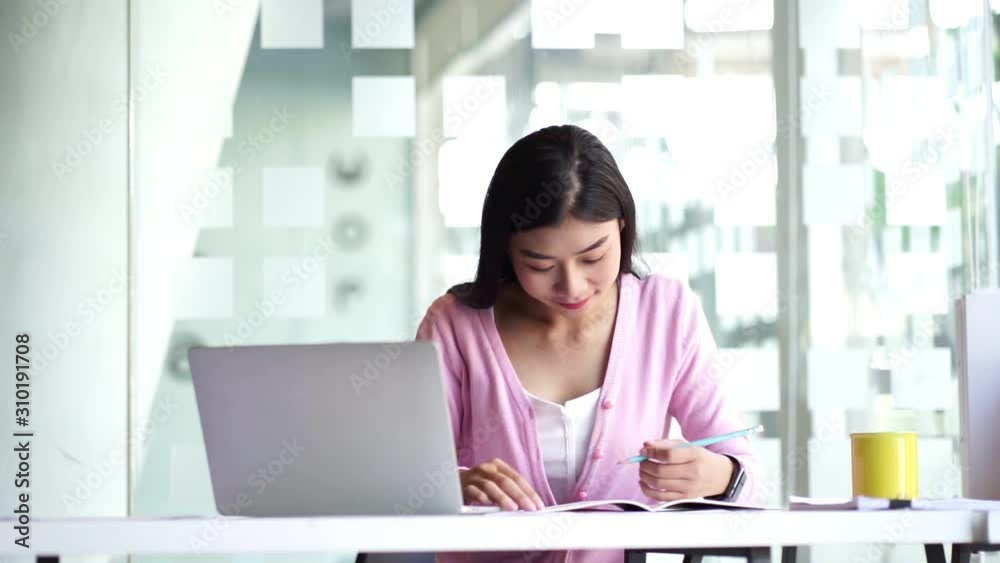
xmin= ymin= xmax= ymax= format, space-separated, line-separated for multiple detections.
xmin=618 ymin=218 xmax=625 ymax=231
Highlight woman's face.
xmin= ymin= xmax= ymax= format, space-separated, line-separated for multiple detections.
xmin=508 ymin=216 xmax=622 ymax=315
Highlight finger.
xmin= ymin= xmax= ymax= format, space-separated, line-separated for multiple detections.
xmin=639 ymin=480 xmax=689 ymax=502
xmin=496 ymin=464 xmax=545 ymax=510
xmin=643 ymin=439 xmax=686 ymax=449
xmin=642 ymin=444 xmax=697 ymax=464
xmin=638 ymin=473 xmax=691 ymax=492
xmin=477 ymin=479 xmax=519 ymax=511
xmin=492 ymin=472 xmax=541 ymax=511
xmin=462 ymin=484 xmax=492 ymax=506
xmin=639 ymin=459 xmax=696 ymax=481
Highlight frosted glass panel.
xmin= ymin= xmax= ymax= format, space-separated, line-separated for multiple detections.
xmin=621 ymin=75 xmax=685 ymax=138
xmin=640 ymin=252 xmax=690 ymax=284
xmin=798 ymin=0 xmax=858 ymax=48
xmin=857 ymin=0 xmax=911 ymax=30
xmin=530 ymin=0 xmax=598 ymax=48
xmin=351 ymin=0 xmax=415 ymax=48
xmin=884 ymin=165 xmax=947 ymax=227
xmin=443 ymin=254 xmax=478 ymax=290
xmin=918 ymin=438 xmax=960 ymax=498
xmin=675 ymin=77 xmax=776 ymax=158
xmin=803 ymin=165 xmax=866 ymax=226
xmin=890 ymin=348 xmax=953 ymax=410
xmin=684 ymin=0 xmax=774 ymax=32
xmin=260 ymin=0 xmax=324 ymax=49
xmin=173 ymin=258 xmax=234 ymax=319
xmin=717 ymin=347 xmax=780 ymax=411
xmin=442 ymin=76 xmax=507 ymax=139
xmin=437 ymin=140 xmax=503 ymax=228
xmin=714 ymin=253 xmax=778 ymax=318
xmin=887 ymin=253 xmax=949 ymax=315
xmin=755 ymin=438 xmax=782 ymax=506
xmin=620 ymin=0 xmax=684 ymax=49
xmin=261 ymin=167 xmax=326 ymax=228
xmin=169 ymin=444 xmax=211 ymax=507
xmin=711 ymin=156 xmax=777 ymax=226
xmin=800 ymin=78 xmax=863 ymax=137
xmin=352 ymin=76 xmax=416 ymax=137
xmin=260 ymin=258 xmax=328 ymax=318
xmin=807 ymin=438 xmax=852 ymax=497
xmin=929 ymin=0 xmax=979 ymax=29
xmin=807 ymin=350 xmax=871 ymax=410
xmin=872 ymin=76 xmax=953 ymax=153
xmin=191 ymin=167 xmax=235 ymax=229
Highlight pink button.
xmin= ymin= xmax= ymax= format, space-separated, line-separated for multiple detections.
xmin=602 ymin=399 xmax=614 ymax=410
xmin=577 ymin=490 xmax=588 ymax=501
xmin=593 ymin=448 xmax=605 ymax=460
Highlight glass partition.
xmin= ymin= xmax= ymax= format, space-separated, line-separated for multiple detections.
xmin=126 ymin=2 xmax=997 ymax=562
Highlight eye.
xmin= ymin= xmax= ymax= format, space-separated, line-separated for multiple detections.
xmin=582 ymin=253 xmax=606 ymax=265
xmin=527 ymin=265 xmax=555 ymax=273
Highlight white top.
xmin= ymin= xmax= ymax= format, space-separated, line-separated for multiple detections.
xmin=525 ymin=387 xmax=602 ymax=504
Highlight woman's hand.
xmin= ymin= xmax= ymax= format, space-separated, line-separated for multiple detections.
xmin=636 ymin=439 xmax=736 ymax=501
xmin=459 ymin=458 xmax=545 ymax=511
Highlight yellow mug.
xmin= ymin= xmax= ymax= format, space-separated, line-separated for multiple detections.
xmin=850 ymin=432 xmax=919 ymax=500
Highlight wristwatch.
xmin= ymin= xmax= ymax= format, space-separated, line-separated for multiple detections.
xmin=706 ymin=455 xmax=746 ymax=502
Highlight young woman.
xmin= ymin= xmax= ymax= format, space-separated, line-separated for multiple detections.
xmin=416 ymin=125 xmax=762 ymax=562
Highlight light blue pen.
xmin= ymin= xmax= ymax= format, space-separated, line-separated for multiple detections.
xmin=618 ymin=424 xmax=765 ymax=464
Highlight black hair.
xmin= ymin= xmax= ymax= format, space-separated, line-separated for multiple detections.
xmin=450 ymin=124 xmax=639 ymax=308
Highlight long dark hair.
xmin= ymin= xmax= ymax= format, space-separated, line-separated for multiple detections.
xmin=450 ymin=124 xmax=639 ymax=309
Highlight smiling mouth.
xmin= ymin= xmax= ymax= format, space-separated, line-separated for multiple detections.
xmin=557 ymin=297 xmax=591 ymax=310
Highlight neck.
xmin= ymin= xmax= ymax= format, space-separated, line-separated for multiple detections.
xmin=509 ymin=278 xmax=620 ymax=336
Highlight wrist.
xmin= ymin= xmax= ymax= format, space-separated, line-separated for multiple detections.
xmin=718 ymin=454 xmax=738 ymax=495
xmin=707 ymin=454 xmax=742 ymax=500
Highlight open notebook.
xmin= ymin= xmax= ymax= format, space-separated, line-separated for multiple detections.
xmin=500 ymin=498 xmax=763 ymax=513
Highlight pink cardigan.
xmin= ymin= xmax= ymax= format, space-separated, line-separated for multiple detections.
xmin=416 ymin=273 xmax=763 ymax=563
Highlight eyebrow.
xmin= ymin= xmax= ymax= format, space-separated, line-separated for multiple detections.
xmin=518 ymin=235 xmax=609 ymax=260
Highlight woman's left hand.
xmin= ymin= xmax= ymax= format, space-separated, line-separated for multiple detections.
xmin=636 ymin=439 xmax=735 ymax=501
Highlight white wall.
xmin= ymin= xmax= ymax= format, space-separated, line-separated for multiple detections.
xmin=0 ymin=0 xmax=129 ymax=525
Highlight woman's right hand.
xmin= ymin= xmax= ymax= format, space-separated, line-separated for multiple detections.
xmin=459 ymin=458 xmax=546 ymax=511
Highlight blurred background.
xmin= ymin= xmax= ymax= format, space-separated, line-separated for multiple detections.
xmin=2 ymin=0 xmax=1000 ymax=561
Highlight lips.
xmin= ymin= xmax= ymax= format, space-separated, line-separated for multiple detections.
xmin=557 ymin=297 xmax=591 ymax=310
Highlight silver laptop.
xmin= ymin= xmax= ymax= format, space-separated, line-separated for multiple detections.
xmin=189 ymin=341 xmax=483 ymax=516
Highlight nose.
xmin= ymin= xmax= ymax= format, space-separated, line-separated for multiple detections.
xmin=556 ymin=264 xmax=585 ymax=299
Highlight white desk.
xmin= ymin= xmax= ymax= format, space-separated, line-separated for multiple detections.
xmin=1 ymin=511 xmax=993 ymax=559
